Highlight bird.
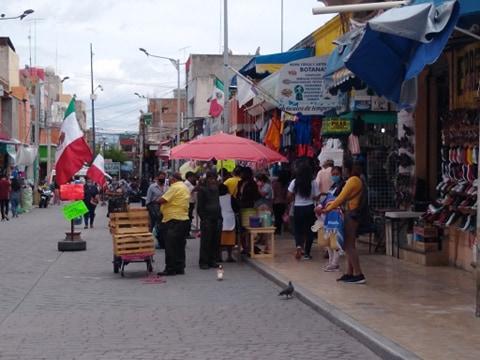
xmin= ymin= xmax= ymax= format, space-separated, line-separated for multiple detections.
xmin=278 ymin=281 xmax=294 ymax=299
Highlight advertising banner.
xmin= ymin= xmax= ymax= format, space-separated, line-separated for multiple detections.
xmin=275 ymin=56 xmax=339 ymax=115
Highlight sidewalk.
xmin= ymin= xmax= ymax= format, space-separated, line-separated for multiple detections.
xmin=249 ymin=235 xmax=480 ymax=360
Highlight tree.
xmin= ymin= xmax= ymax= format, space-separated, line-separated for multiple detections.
xmin=103 ymin=148 xmax=128 ymax=163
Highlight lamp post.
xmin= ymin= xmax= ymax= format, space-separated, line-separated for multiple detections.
xmin=134 ymin=93 xmax=148 ymax=179
xmin=139 ymin=47 xmax=181 ymax=170
xmin=90 ymin=43 xmax=103 ymax=157
xmin=0 ymin=9 xmax=34 ymax=20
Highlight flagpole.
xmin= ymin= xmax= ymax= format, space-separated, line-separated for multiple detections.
xmin=90 ymin=43 xmax=96 ymax=158
xmin=223 ymin=0 xmax=229 ymax=133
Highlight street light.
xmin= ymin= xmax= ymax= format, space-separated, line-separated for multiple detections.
xmin=134 ymin=92 xmax=146 ymax=99
xmin=0 ymin=9 xmax=34 ymax=20
xmin=139 ymin=47 xmax=181 ymax=170
xmin=61 ymin=76 xmax=70 ymax=83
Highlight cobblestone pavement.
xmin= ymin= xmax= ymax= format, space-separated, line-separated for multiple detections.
xmin=0 ymin=205 xmax=379 ymax=360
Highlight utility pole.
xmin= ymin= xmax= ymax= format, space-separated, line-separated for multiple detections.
xmin=223 ymin=0 xmax=229 ymax=133
xmin=139 ymin=116 xmax=144 ymax=179
xmin=281 ymin=0 xmax=284 ymax=52
xmin=176 ymin=59 xmax=181 ymax=171
xmin=33 ymin=79 xmax=41 ymax=202
xmin=90 ymin=43 xmax=96 ymax=158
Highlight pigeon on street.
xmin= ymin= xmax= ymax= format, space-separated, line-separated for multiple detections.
xmin=278 ymin=281 xmax=294 ymax=299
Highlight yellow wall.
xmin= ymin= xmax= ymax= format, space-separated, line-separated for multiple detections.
xmin=313 ymin=15 xmax=348 ymax=57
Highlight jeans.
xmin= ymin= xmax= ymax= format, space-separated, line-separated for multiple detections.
xmin=199 ymin=217 xmax=221 ymax=266
xmin=163 ymin=219 xmax=190 ymax=273
xmin=84 ymin=204 xmax=96 ymax=226
xmin=293 ymin=204 xmax=315 ymax=256
xmin=0 ymin=199 xmax=9 ymax=219
xmin=10 ymin=192 xmax=20 ymax=217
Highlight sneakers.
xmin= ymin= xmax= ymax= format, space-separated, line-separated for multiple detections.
xmin=302 ymin=254 xmax=312 ymax=260
xmin=337 ymin=273 xmax=367 ymax=284
xmin=324 ymin=264 xmax=340 ymax=272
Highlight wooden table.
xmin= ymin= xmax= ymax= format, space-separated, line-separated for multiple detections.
xmin=244 ymin=226 xmax=276 ymax=259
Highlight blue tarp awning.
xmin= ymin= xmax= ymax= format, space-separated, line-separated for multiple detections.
xmin=325 ymin=0 xmax=463 ymax=107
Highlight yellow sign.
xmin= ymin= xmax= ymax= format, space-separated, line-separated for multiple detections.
xmin=453 ymin=42 xmax=480 ymax=109
xmin=322 ymin=118 xmax=351 ymax=135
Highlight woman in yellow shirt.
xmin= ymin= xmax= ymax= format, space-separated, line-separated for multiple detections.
xmin=321 ymin=161 xmax=366 ymax=284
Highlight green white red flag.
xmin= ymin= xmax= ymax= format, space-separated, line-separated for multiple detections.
xmin=86 ymin=154 xmax=107 ymax=186
xmin=208 ymin=77 xmax=224 ymax=118
xmin=54 ymin=98 xmax=92 ymax=185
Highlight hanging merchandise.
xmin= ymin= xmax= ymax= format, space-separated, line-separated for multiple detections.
xmin=394 ymin=110 xmax=416 ymax=209
xmin=264 ymin=111 xmax=282 ymax=151
xmin=318 ymin=138 xmax=344 ymax=166
xmin=348 ymin=134 xmax=361 ymax=155
xmin=294 ymin=112 xmax=314 ymax=157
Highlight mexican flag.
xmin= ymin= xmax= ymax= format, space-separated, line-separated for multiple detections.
xmin=54 ymin=98 xmax=92 ymax=185
xmin=208 ymin=77 xmax=224 ymax=118
xmin=87 ymin=154 xmax=108 ymax=186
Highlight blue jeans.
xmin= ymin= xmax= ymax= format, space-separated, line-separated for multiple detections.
xmin=293 ymin=204 xmax=315 ymax=256
xmin=10 ymin=193 xmax=20 ymax=217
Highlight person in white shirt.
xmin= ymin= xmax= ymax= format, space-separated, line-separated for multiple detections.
xmin=287 ymin=161 xmax=320 ymax=260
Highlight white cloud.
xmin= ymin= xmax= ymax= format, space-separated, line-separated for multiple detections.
xmin=2 ymin=0 xmax=334 ymax=131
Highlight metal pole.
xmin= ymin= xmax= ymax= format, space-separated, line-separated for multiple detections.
xmin=90 ymin=43 xmax=96 ymax=158
xmin=33 ymin=80 xmax=41 ymax=202
xmin=223 ymin=0 xmax=229 ymax=133
xmin=46 ymin=124 xmax=51 ymax=181
xmin=176 ymin=59 xmax=181 ymax=171
xmin=477 ymin=125 xmax=480 ymax=317
xmin=281 ymin=0 xmax=284 ymax=52
xmin=139 ymin=117 xmax=143 ymax=179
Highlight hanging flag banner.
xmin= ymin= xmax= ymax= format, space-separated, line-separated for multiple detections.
xmin=276 ymin=56 xmax=339 ymax=115
xmin=62 ymin=200 xmax=89 ymax=221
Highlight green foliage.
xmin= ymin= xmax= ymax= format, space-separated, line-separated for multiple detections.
xmin=103 ymin=148 xmax=128 ymax=163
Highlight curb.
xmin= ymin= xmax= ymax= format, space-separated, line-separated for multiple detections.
xmin=246 ymin=258 xmax=420 ymax=360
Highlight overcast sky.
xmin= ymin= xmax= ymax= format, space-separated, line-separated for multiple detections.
xmin=1 ymin=1 xmax=333 ymax=133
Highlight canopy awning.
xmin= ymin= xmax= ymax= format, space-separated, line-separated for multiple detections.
xmin=340 ymin=111 xmax=398 ymax=124
xmin=325 ymin=0 xmax=461 ymax=106
xmin=238 ymin=48 xmax=315 ymax=79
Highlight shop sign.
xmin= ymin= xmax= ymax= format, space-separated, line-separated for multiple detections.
xmin=104 ymin=161 xmax=121 ymax=174
xmin=143 ymin=113 xmax=153 ymax=126
xmin=453 ymin=42 xmax=480 ymax=109
xmin=62 ymin=200 xmax=89 ymax=221
xmin=322 ymin=118 xmax=351 ymax=135
xmin=276 ymin=56 xmax=339 ymax=115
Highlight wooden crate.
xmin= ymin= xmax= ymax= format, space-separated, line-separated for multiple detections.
xmin=113 ymin=233 xmax=154 ymax=256
xmin=109 ymin=211 xmax=150 ymax=234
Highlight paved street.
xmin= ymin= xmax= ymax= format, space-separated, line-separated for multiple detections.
xmin=0 ymin=205 xmax=379 ymax=360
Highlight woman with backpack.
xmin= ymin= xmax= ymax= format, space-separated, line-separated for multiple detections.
xmin=320 ymin=161 xmax=366 ymax=284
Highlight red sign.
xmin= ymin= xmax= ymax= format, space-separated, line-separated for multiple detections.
xmin=60 ymin=184 xmax=84 ymax=200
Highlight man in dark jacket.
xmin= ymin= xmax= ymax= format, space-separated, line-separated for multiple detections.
xmin=197 ymin=171 xmax=222 ymax=269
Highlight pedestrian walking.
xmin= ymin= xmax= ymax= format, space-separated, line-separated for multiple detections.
xmin=287 ymin=161 xmax=320 ymax=260
xmin=145 ymin=172 xmax=168 ymax=232
xmin=219 ymin=183 xmax=238 ymax=262
xmin=272 ymin=170 xmax=289 ymax=235
xmin=83 ymin=178 xmax=100 ymax=229
xmin=157 ymin=172 xmax=190 ymax=276
xmin=197 ymin=171 xmax=222 ymax=269
xmin=0 ymin=174 xmax=10 ymax=221
xmin=321 ymin=161 xmax=366 ymax=284
xmin=184 ymin=171 xmax=198 ymax=238
xmin=10 ymin=177 xmax=21 ymax=218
